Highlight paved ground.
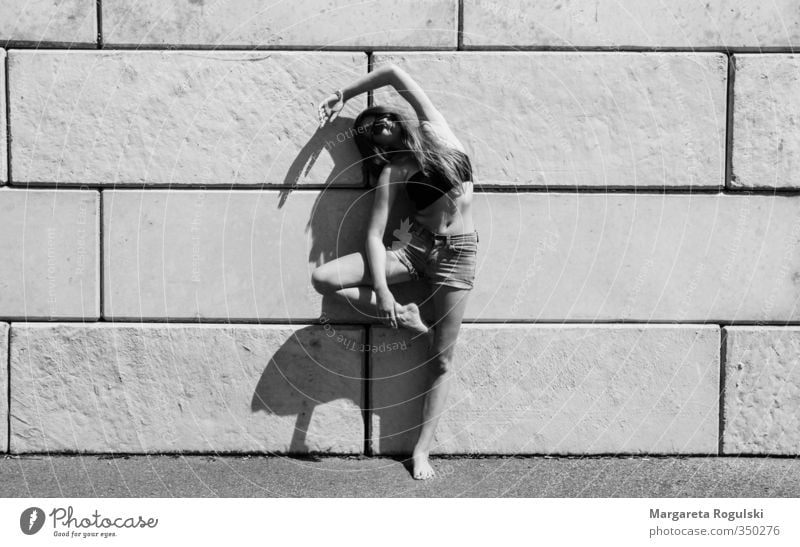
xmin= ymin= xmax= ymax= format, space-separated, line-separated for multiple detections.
xmin=2 ymin=455 xmax=800 ymax=497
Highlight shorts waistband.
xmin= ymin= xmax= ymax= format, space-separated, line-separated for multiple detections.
xmin=411 ymin=223 xmax=479 ymax=243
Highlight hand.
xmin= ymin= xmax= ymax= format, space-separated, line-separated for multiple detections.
xmin=376 ymin=289 xmax=398 ymax=329
xmin=317 ymin=91 xmax=344 ymax=127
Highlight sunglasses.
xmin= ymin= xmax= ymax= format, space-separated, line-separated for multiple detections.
xmin=362 ymin=113 xmax=397 ymax=136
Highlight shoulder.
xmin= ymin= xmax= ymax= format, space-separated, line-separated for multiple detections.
xmin=376 ymin=160 xmax=416 ymax=190
xmin=419 ymin=120 xmax=466 ymax=153
xmin=382 ymin=156 xmax=419 ymax=180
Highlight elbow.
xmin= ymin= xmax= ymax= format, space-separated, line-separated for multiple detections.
xmin=379 ymin=63 xmax=401 ymax=85
xmin=365 ymin=230 xmax=386 ymax=252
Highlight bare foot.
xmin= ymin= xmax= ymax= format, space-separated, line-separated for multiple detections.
xmin=412 ymin=452 xmax=435 ymax=480
xmin=395 ymin=303 xmax=429 ymax=334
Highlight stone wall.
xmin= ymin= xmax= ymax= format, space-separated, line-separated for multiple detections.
xmin=2 ymin=1 xmax=799 ymax=455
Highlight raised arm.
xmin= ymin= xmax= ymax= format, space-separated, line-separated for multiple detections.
xmin=318 ymin=66 xmax=390 ymax=126
xmin=382 ymin=63 xmax=449 ymax=126
xmin=365 ymin=162 xmax=403 ymax=328
xmin=318 ymin=63 xmax=448 ymax=127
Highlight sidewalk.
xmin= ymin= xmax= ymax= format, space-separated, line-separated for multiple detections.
xmin=2 ymin=456 xmax=799 ymax=497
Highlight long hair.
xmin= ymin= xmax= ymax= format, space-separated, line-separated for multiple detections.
xmin=352 ymin=105 xmax=471 ymax=193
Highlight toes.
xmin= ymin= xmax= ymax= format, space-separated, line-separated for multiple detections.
xmin=413 ymin=463 xmax=435 ymax=480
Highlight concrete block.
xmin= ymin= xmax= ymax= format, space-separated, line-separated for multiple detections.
xmin=732 ymin=55 xmax=800 ymax=189
xmin=9 ymin=51 xmax=366 ymax=186
xmin=723 ymin=327 xmax=800 ymax=455
xmin=0 ymin=0 xmax=96 ymax=45
xmin=104 ymin=0 xmax=457 ymax=48
xmin=10 ymin=323 xmax=365 ymax=453
xmin=0 ymin=189 xmax=98 ymax=320
xmin=104 ymin=189 xmax=358 ymax=320
xmin=1 ymin=49 xmax=6 ymax=185
xmin=373 ymin=52 xmax=726 ymax=188
xmin=463 ymin=0 xmax=800 ymax=48
xmin=468 ymin=193 xmax=800 ymax=322
xmin=0 ymin=323 xmax=7 ymax=452
xmin=370 ymin=325 xmax=720 ymax=454
xmin=106 ymin=191 xmax=800 ymax=323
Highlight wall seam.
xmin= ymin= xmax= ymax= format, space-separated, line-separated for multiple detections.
xmin=6 ymin=324 xmax=11 ymax=453
xmin=6 ymin=45 xmax=798 ymax=53
xmin=363 ymin=326 xmax=372 ymax=456
xmin=12 ymin=184 xmax=800 ymax=195
xmin=91 ymin=45 xmax=462 ymax=52
xmin=457 ymin=0 xmax=464 ymax=50
xmin=718 ymin=327 xmax=728 ymax=455
xmin=4 ymin=50 xmax=10 ymax=185
xmin=5 ymin=318 xmax=800 ymax=326
xmin=459 ymin=45 xmax=800 ymax=53
xmin=98 ymin=190 xmax=104 ymax=320
xmin=96 ymin=0 xmax=103 ymax=49
xmin=17 ymin=451 xmax=800 ymax=458
xmin=725 ymin=53 xmax=735 ymax=188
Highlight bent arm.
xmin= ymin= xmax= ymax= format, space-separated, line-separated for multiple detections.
xmin=339 ymin=64 xmax=394 ymax=104
xmin=376 ymin=64 xmax=463 ymax=148
xmin=340 ymin=64 xmax=447 ymax=125
xmin=383 ymin=64 xmax=449 ymax=126
xmin=331 ymin=63 xmax=464 ymax=150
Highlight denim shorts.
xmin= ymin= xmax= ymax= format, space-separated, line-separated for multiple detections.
xmin=388 ymin=223 xmax=478 ymax=290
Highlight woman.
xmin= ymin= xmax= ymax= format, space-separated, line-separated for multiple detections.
xmin=313 ymin=63 xmax=477 ymax=480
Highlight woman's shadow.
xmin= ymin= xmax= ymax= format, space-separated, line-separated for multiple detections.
xmin=251 ymin=119 xmax=431 ymax=461
xmin=249 ymin=324 xmax=368 ymax=456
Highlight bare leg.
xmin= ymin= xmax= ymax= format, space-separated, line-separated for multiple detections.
xmin=412 ymin=285 xmax=470 ymax=480
xmin=311 ymin=250 xmax=428 ymax=333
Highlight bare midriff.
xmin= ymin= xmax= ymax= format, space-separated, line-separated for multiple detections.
xmin=411 ymin=180 xmax=474 ymax=235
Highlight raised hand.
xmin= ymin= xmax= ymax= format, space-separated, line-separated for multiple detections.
xmin=317 ymin=91 xmax=344 ymax=127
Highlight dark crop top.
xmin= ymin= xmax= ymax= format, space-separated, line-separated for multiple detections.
xmin=406 ymin=150 xmax=473 ymax=211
